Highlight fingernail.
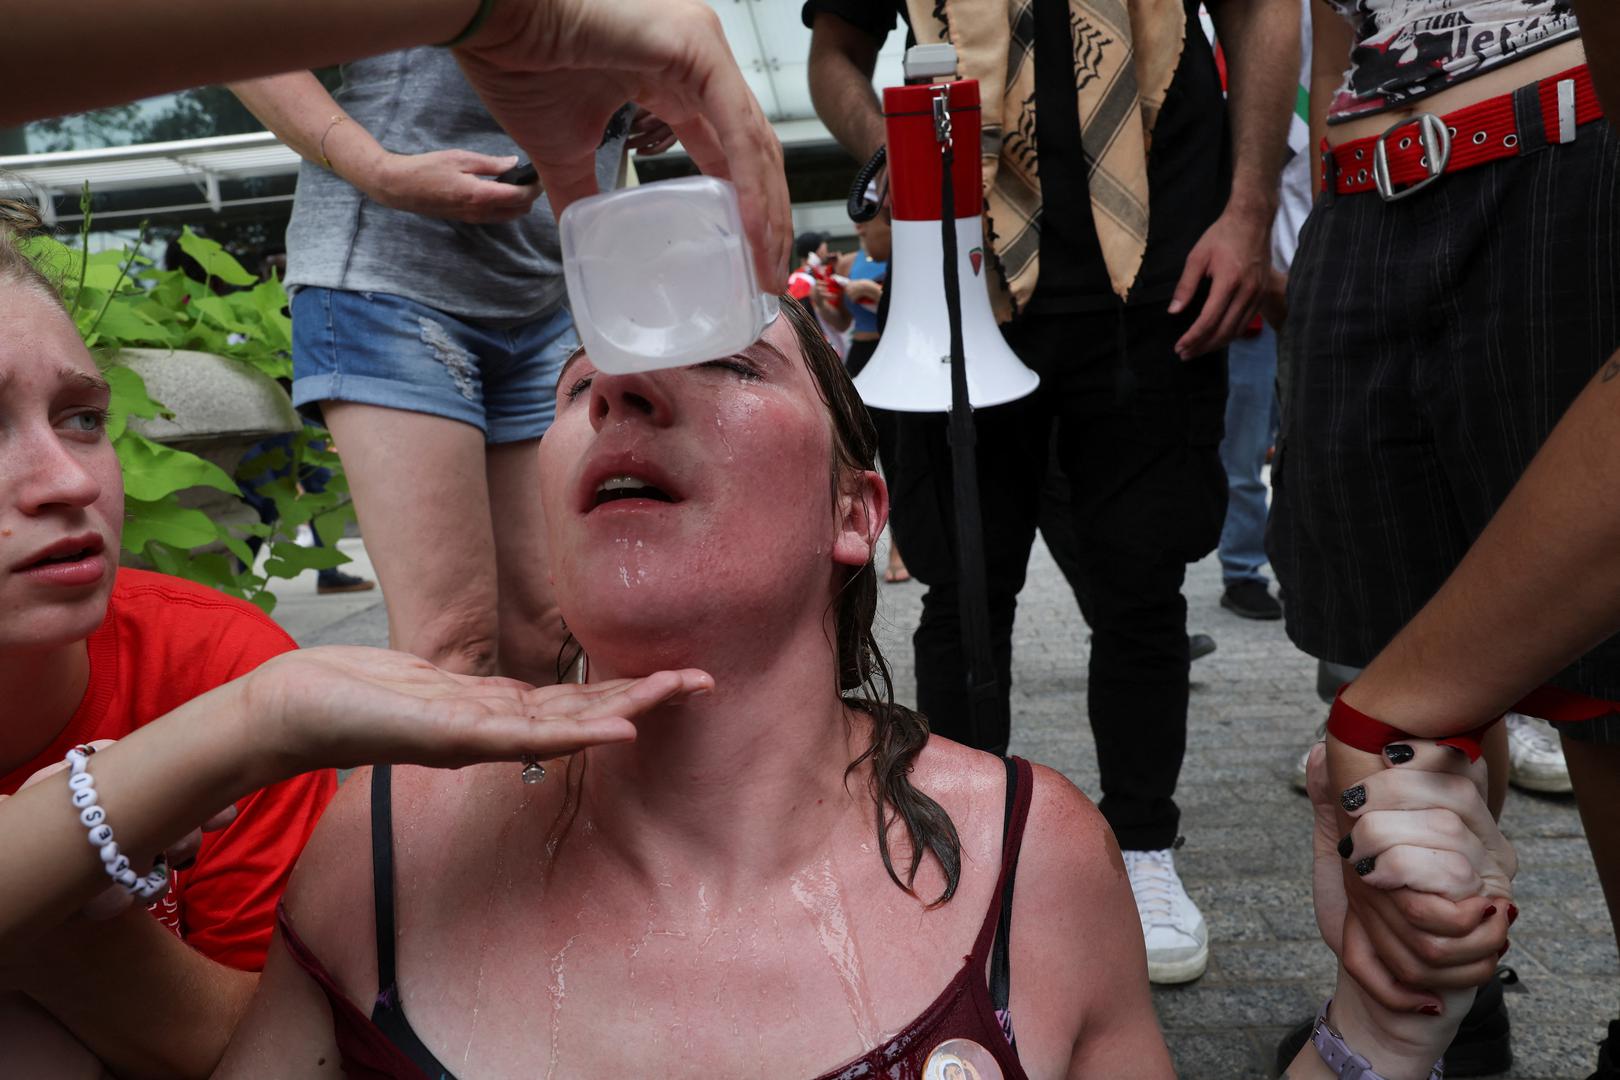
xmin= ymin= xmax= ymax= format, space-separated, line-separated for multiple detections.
xmin=1418 ymin=1003 xmax=1442 ymax=1016
xmin=1383 ymin=743 xmax=1415 ymax=764
xmin=1340 ymin=785 xmax=1367 ymax=812
xmin=1481 ymin=905 xmax=1497 ymax=922
xmin=1354 ymin=855 xmax=1377 ymax=876
xmin=1507 ymin=903 xmax=1519 ymax=926
xmin=1337 ymin=834 xmax=1354 ymax=859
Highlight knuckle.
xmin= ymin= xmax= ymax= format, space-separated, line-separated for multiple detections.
xmin=1387 ymin=951 xmax=1426 ymax=986
xmin=1412 ymin=934 xmax=1450 ymax=966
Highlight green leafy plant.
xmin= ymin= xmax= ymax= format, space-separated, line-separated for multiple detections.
xmin=21 ymin=186 xmax=355 ymax=613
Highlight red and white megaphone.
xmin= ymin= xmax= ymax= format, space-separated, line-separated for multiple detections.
xmin=853 ymin=71 xmax=1039 ymax=412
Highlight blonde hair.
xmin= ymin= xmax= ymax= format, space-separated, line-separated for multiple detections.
xmin=0 ymin=197 xmax=65 ymax=304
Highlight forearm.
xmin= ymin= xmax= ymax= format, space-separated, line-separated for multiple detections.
xmin=1281 ymin=972 xmax=1449 ymax=1080
xmin=23 ymin=912 xmax=257 ymax=1080
xmin=228 ymin=71 xmax=386 ymax=182
xmin=5 ymin=0 xmax=478 ymax=126
xmin=1342 ymin=356 xmax=1620 ymax=737
xmin=0 ymin=683 xmax=278 ymax=953
xmin=1208 ymin=0 xmax=1300 ymax=218
xmin=807 ymin=15 xmax=887 ymax=163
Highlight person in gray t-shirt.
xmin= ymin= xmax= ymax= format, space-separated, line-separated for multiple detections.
xmin=233 ymin=52 xmax=661 ymax=684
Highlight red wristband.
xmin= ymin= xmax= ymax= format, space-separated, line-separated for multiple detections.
xmin=1326 ymin=686 xmax=1499 ymax=763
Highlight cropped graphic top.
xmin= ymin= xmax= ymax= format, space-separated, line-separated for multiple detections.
xmin=277 ymin=757 xmax=1038 ymax=1080
xmin=1323 ymin=0 xmax=1580 ymax=123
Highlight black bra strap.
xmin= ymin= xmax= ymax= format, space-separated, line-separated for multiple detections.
xmin=989 ymin=756 xmax=1018 ymax=1014
xmin=370 ymin=765 xmax=397 ymax=995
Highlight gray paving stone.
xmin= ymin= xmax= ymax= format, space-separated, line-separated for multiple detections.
xmin=1512 ymin=934 xmax=1620 ymax=979
xmin=1153 ymin=982 xmax=1321 ymax=1031
xmin=1164 ymin=1027 xmax=1268 ymax=1079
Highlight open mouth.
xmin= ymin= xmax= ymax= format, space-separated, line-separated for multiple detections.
xmin=15 ymin=534 xmax=105 ymax=573
xmin=593 ymin=475 xmax=677 ymax=507
xmin=24 ymin=546 xmax=98 ymax=568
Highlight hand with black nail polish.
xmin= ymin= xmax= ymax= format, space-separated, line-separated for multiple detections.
xmin=1329 ymin=734 xmax=1516 ymax=1048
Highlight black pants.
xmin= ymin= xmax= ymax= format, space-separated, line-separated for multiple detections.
xmin=887 ymin=305 xmax=1227 ymax=850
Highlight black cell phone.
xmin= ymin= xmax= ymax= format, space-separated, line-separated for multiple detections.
xmin=496 ymin=160 xmax=537 ymax=185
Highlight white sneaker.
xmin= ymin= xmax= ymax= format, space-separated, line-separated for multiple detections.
xmin=1506 ymin=712 xmax=1572 ymax=793
xmin=1122 ymin=847 xmax=1208 ymax=984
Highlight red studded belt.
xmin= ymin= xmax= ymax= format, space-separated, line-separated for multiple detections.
xmin=1324 ymin=64 xmax=1603 ymax=201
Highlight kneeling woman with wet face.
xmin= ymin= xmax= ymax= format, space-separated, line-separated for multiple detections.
xmin=213 ymin=296 xmax=1516 ymax=1080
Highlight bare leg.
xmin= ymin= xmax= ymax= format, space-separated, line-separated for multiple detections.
xmin=322 ymin=403 xmax=500 ymax=675
xmin=884 ymin=534 xmax=910 ymax=583
xmin=1564 ymin=735 xmax=1620 ymax=970
xmin=485 ymin=438 xmax=565 ymax=686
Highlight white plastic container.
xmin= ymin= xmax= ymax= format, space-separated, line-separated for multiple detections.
xmin=559 ymin=176 xmax=779 ymax=374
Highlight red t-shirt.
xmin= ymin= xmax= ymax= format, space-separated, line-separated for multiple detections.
xmin=1 ymin=568 xmax=336 ymax=972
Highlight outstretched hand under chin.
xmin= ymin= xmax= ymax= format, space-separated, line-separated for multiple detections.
xmin=243 ymin=645 xmax=715 ymax=775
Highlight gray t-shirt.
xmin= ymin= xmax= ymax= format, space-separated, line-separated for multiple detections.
xmin=284 ymin=48 xmax=626 ymax=325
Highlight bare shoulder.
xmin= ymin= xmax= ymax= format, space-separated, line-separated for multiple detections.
xmin=1007 ymin=765 xmax=1169 ymax=1076
xmin=904 ymin=738 xmax=1019 ymax=863
xmin=1021 ymin=763 xmax=1125 ymax=891
xmin=908 ymin=736 xmax=1012 ymax=809
xmin=1009 ymin=762 xmax=1131 ymax=962
xmin=278 ymin=763 xmax=488 ymax=1004
xmin=277 ymin=766 xmax=381 ymax=1005
xmin=905 ymin=741 xmax=1120 ymax=880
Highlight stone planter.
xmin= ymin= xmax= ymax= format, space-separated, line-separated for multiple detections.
xmin=116 ymin=348 xmax=299 ymax=552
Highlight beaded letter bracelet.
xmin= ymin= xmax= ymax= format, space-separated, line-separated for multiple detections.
xmin=65 ymin=745 xmax=170 ymax=902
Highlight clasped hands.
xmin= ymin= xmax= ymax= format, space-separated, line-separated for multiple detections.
xmin=1305 ymin=736 xmax=1516 ymax=1077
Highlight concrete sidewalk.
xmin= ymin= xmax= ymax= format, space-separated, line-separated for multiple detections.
xmin=270 ymin=537 xmax=1617 ymax=1079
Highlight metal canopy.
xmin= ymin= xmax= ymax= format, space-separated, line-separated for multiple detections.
xmin=0 ymin=132 xmax=299 ymax=225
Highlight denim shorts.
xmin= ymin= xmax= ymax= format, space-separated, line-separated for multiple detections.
xmin=290 ymin=288 xmax=576 ymax=443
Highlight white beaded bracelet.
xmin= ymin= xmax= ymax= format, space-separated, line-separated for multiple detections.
xmin=65 ymin=745 xmax=171 ymax=902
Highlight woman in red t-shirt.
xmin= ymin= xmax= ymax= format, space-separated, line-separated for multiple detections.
xmin=0 ymin=200 xmax=704 ymax=1077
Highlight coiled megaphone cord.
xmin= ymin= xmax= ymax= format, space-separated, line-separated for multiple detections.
xmin=847 ymin=146 xmax=887 ymax=223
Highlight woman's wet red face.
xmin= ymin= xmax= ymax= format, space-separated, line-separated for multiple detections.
xmin=0 ymin=281 xmax=122 ymax=652
xmin=538 ymin=316 xmax=847 ymax=654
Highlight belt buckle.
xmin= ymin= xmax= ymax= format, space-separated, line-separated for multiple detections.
xmin=1372 ymin=112 xmax=1452 ymax=201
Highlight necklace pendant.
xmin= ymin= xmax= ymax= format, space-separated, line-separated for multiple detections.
xmin=520 ymin=756 xmax=546 ymax=785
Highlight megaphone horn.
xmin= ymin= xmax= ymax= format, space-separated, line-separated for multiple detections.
xmin=853 ymin=77 xmax=1039 ymax=413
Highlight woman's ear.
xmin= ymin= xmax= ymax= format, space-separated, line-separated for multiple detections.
xmin=832 ymin=469 xmax=888 ymax=567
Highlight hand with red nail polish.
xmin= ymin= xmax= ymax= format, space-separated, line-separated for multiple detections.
xmin=1301 ymin=737 xmax=1517 ymax=1078
xmin=1345 ymin=740 xmax=1514 ymax=984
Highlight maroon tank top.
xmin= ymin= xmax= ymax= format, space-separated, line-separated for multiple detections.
xmin=277 ymin=756 xmax=1036 ymax=1080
